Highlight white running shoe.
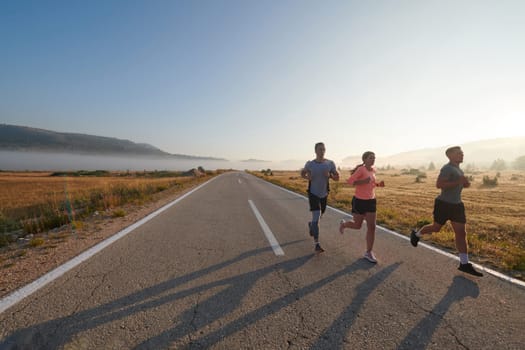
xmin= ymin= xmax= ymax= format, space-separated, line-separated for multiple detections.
xmin=364 ymin=251 xmax=378 ymax=263
xmin=339 ymin=219 xmax=345 ymax=234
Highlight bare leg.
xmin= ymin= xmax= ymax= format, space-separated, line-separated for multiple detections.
xmin=365 ymin=212 xmax=376 ymax=252
xmin=339 ymin=214 xmax=364 ymax=234
xmin=451 ymin=221 xmax=468 ymax=254
xmin=451 ymin=221 xmax=483 ymax=275
xmin=419 ymin=222 xmax=443 ymax=235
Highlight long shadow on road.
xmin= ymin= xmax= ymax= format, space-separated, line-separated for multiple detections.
xmin=397 ymin=275 xmax=480 ymax=350
xmin=2 ymin=241 xmax=410 ymax=350
xmin=0 ymin=240 xmax=304 ymax=349
xmin=147 ymin=261 xmax=398 ymax=349
xmin=310 ymin=263 xmax=401 ymax=350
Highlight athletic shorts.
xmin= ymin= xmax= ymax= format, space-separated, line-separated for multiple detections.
xmin=308 ymin=192 xmax=328 ymax=214
xmin=351 ymin=196 xmax=377 ymax=214
xmin=433 ymin=198 xmax=466 ymax=225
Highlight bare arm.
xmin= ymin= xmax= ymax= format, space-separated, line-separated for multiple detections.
xmin=436 ymin=175 xmax=470 ymax=189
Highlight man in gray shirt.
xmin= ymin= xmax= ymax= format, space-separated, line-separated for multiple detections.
xmin=410 ymin=146 xmax=483 ymax=276
xmin=301 ymin=142 xmax=339 ymax=253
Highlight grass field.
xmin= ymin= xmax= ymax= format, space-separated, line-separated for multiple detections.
xmin=252 ymin=169 xmax=525 ymax=280
xmin=0 ymin=170 xmax=219 ymax=245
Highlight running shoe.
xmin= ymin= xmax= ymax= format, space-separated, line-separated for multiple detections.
xmin=458 ymin=263 xmax=483 ymax=277
xmin=315 ymin=243 xmax=325 ymax=254
xmin=363 ymin=251 xmax=377 ymax=263
xmin=410 ymin=229 xmax=420 ymax=247
xmin=339 ymin=219 xmax=345 ymax=234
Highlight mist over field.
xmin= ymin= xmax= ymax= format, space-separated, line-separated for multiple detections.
xmin=1 ymin=137 xmax=524 ymax=172
xmin=0 ymin=151 xmax=305 ymax=172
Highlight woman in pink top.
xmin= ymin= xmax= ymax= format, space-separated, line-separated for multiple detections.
xmin=339 ymin=151 xmax=384 ymax=263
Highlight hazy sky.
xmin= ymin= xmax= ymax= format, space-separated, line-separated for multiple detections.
xmin=1 ymin=0 xmax=524 ymax=163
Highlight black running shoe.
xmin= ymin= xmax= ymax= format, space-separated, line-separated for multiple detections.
xmin=458 ymin=263 xmax=483 ymax=277
xmin=315 ymin=243 xmax=325 ymax=254
xmin=410 ymin=230 xmax=420 ymax=247
xmin=308 ymin=222 xmax=313 ymax=237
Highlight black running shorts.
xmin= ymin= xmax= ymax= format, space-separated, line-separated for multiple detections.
xmin=433 ymin=198 xmax=466 ymax=225
xmin=308 ymin=192 xmax=328 ymax=214
xmin=351 ymin=196 xmax=377 ymax=214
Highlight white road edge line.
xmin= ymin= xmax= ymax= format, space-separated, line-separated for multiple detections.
xmin=248 ymin=200 xmax=285 ymax=256
xmin=0 ymin=175 xmax=220 ymax=315
xmin=254 ymin=174 xmax=525 ymax=288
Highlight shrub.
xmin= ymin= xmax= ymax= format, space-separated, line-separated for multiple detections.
xmin=482 ymin=175 xmax=498 ymax=187
xmin=29 ymin=237 xmax=45 ymax=247
xmin=112 ymin=209 xmax=126 ymax=218
xmin=0 ymin=212 xmax=21 ymax=233
xmin=21 ymin=210 xmax=69 ymax=235
xmin=71 ymin=220 xmax=84 ymax=230
xmin=0 ymin=233 xmax=9 ymax=248
xmin=415 ymin=173 xmax=427 ymax=183
xmin=50 ymin=170 xmax=110 ymax=177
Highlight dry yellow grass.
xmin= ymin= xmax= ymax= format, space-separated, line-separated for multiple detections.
xmin=0 ymin=172 xmax=196 ymax=212
xmin=0 ymin=171 xmax=218 ymax=239
xmin=253 ymin=169 xmax=525 ymax=280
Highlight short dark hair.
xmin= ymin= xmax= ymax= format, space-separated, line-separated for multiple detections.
xmin=445 ymin=146 xmax=461 ymax=157
xmin=315 ymin=142 xmax=325 ymax=151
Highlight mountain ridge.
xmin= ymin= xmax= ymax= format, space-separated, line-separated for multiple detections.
xmin=341 ymin=137 xmax=525 ymax=168
xmin=0 ymin=124 xmax=225 ymax=160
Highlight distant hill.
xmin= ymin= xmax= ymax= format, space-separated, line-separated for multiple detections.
xmin=241 ymin=158 xmax=271 ymax=163
xmin=341 ymin=137 xmax=525 ymax=169
xmin=0 ymin=124 xmax=225 ymax=160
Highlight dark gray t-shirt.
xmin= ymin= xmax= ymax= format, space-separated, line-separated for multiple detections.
xmin=303 ymin=159 xmax=337 ymax=198
xmin=437 ymin=163 xmax=464 ymax=204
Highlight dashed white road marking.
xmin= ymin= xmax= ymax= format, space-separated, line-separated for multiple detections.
xmin=248 ymin=200 xmax=285 ymax=256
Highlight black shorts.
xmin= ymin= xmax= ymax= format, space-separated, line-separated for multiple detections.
xmin=308 ymin=192 xmax=328 ymax=213
xmin=433 ymin=198 xmax=466 ymax=225
xmin=351 ymin=196 xmax=377 ymax=214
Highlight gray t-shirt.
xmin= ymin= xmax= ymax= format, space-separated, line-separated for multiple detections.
xmin=303 ymin=159 xmax=337 ymax=198
xmin=437 ymin=163 xmax=464 ymax=204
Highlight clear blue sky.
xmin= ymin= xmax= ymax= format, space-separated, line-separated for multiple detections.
xmin=1 ymin=0 xmax=524 ymax=163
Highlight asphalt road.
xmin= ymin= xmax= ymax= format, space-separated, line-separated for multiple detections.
xmin=1 ymin=171 xmax=524 ymax=349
